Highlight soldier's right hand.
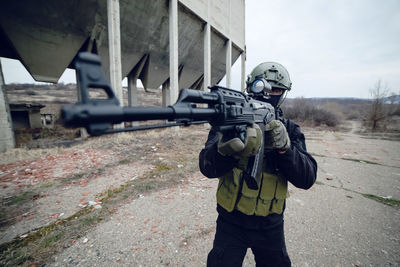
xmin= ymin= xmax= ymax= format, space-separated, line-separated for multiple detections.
xmin=217 ymin=124 xmax=262 ymax=158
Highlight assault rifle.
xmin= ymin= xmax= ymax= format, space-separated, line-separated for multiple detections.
xmin=61 ymin=52 xmax=276 ymax=189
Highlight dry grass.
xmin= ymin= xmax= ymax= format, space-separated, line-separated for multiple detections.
xmin=0 ymin=147 xmax=65 ymax=165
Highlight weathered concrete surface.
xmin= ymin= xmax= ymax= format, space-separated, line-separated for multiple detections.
xmin=0 ymin=61 xmax=14 ymax=152
xmin=48 ymin=125 xmax=400 ymax=266
xmin=0 ymin=0 xmax=244 ymax=89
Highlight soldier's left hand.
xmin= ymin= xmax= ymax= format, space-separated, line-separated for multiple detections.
xmin=217 ymin=124 xmax=262 ymax=158
xmin=264 ymin=120 xmax=290 ymax=153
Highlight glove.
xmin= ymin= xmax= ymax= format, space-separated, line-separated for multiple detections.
xmin=264 ymin=120 xmax=290 ymax=152
xmin=217 ymin=124 xmax=262 ymax=158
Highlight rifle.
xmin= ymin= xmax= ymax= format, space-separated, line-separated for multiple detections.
xmin=61 ymin=52 xmax=276 ymax=189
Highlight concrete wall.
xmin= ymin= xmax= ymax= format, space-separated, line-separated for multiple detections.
xmin=180 ymin=0 xmax=245 ymax=48
xmin=29 ymin=110 xmax=43 ymax=129
xmin=0 ymin=61 xmax=15 ymax=152
xmin=9 ymin=104 xmax=45 ymax=129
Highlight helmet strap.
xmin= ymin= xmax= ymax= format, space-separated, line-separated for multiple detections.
xmin=277 ymin=90 xmax=288 ymax=108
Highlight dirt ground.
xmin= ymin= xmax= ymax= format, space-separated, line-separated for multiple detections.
xmin=0 ymin=121 xmax=399 ymax=266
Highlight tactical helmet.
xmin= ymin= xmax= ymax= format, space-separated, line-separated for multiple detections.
xmin=246 ymin=62 xmax=292 ymax=92
xmin=246 ymin=62 xmax=292 ymax=107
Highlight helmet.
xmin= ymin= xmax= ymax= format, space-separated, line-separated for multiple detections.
xmin=246 ymin=62 xmax=292 ymax=107
xmin=246 ymin=62 xmax=292 ymax=92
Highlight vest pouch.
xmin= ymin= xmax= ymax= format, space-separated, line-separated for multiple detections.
xmin=255 ymin=172 xmax=277 ymax=216
xmin=270 ymin=176 xmax=288 ymax=215
xmin=269 ymin=199 xmax=285 ymax=214
xmin=256 ymin=172 xmax=288 ymax=216
xmin=216 ymin=168 xmax=242 ymax=212
xmin=236 ymin=179 xmax=260 ymax=215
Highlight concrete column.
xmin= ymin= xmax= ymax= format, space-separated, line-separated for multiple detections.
xmin=127 ymin=75 xmax=139 ymax=126
xmin=225 ymin=0 xmax=232 ymax=88
xmin=225 ymin=39 xmax=232 ymax=88
xmin=75 ymin=70 xmax=88 ymax=137
xmin=107 ymin=0 xmax=123 ymax=104
xmin=203 ymin=23 xmax=211 ymax=91
xmin=168 ymin=0 xmax=179 ymax=105
xmin=127 ymin=77 xmax=138 ymax=107
xmin=241 ymin=49 xmax=246 ymax=92
xmin=0 ymin=60 xmax=15 ymax=152
xmin=162 ymin=81 xmax=170 ymax=108
xmin=203 ymin=0 xmax=211 ymax=92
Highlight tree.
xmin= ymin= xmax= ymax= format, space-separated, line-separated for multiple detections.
xmin=368 ymin=80 xmax=389 ymax=130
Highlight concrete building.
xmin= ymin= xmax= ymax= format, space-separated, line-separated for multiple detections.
xmin=9 ymin=103 xmax=45 ymax=129
xmin=0 ymin=0 xmax=246 ymax=148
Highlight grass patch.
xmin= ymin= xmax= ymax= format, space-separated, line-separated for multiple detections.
xmin=309 ymin=153 xmax=383 ymax=166
xmin=154 ymin=163 xmax=173 ymax=172
xmin=342 ymin=158 xmax=380 ymax=165
xmin=309 ymin=153 xmax=326 ymax=158
xmin=118 ymin=159 xmax=130 ymax=165
xmin=7 ymin=191 xmax=35 ymax=206
xmin=73 ymin=173 xmax=85 ymax=179
xmin=315 ymin=181 xmax=324 ymax=185
xmin=39 ymin=182 xmax=55 ymax=189
xmin=362 ymin=194 xmax=400 ymax=207
xmin=41 ymin=234 xmax=62 ymax=248
xmin=318 ymin=181 xmax=400 ymax=208
xmin=0 ymin=207 xmax=92 ymax=266
xmin=12 ymin=250 xmax=32 ymax=265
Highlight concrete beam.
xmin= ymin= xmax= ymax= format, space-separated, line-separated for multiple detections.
xmin=127 ymin=54 xmax=148 ymax=107
xmin=225 ymin=39 xmax=232 ymax=88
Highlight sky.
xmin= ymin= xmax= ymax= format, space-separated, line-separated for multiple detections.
xmin=229 ymin=0 xmax=400 ymax=98
xmin=1 ymin=0 xmax=400 ymax=98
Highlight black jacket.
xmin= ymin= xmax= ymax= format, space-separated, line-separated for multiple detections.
xmin=199 ymin=118 xmax=317 ymax=229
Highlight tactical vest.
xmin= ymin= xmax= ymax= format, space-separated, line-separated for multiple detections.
xmin=216 ymin=159 xmax=289 ymax=216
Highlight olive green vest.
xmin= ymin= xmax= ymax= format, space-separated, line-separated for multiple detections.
xmin=216 ymin=160 xmax=289 ymax=216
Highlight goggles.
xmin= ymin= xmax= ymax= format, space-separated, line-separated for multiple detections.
xmin=250 ymin=78 xmax=272 ymax=95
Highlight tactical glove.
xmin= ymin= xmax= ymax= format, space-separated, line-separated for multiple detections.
xmin=217 ymin=124 xmax=262 ymax=158
xmin=264 ymin=120 xmax=290 ymax=152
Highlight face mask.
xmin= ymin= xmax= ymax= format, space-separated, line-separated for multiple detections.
xmin=266 ymin=95 xmax=282 ymax=107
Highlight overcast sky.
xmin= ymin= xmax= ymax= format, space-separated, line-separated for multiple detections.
xmin=1 ymin=0 xmax=399 ymax=98
xmin=233 ymin=0 xmax=400 ymax=98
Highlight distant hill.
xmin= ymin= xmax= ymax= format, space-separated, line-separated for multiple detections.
xmin=383 ymin=95 xmax=400 ymax=104
xmin=286 ymin=95 xmax=400 ymax=105
xmin=284 ymin=97 xmax=371 ymax=106
xmin=5 ymin=83 xmax=399 ymax=113
xmin=5 ymin=83 xmax=162 ymax=119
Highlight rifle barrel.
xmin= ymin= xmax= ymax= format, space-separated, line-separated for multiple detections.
xmin=62 ymin=104 xmax=218 ymax=128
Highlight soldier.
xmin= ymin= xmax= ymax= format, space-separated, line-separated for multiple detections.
xmin=199 ymin=62 xmax=317 ymax=266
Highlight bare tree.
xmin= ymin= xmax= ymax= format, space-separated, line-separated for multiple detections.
xmin=368 ymin=80 xmax=389 ymax=130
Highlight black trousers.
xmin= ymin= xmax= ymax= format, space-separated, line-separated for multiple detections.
xmin=207 ymin=216 xmax=291 ymax=267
